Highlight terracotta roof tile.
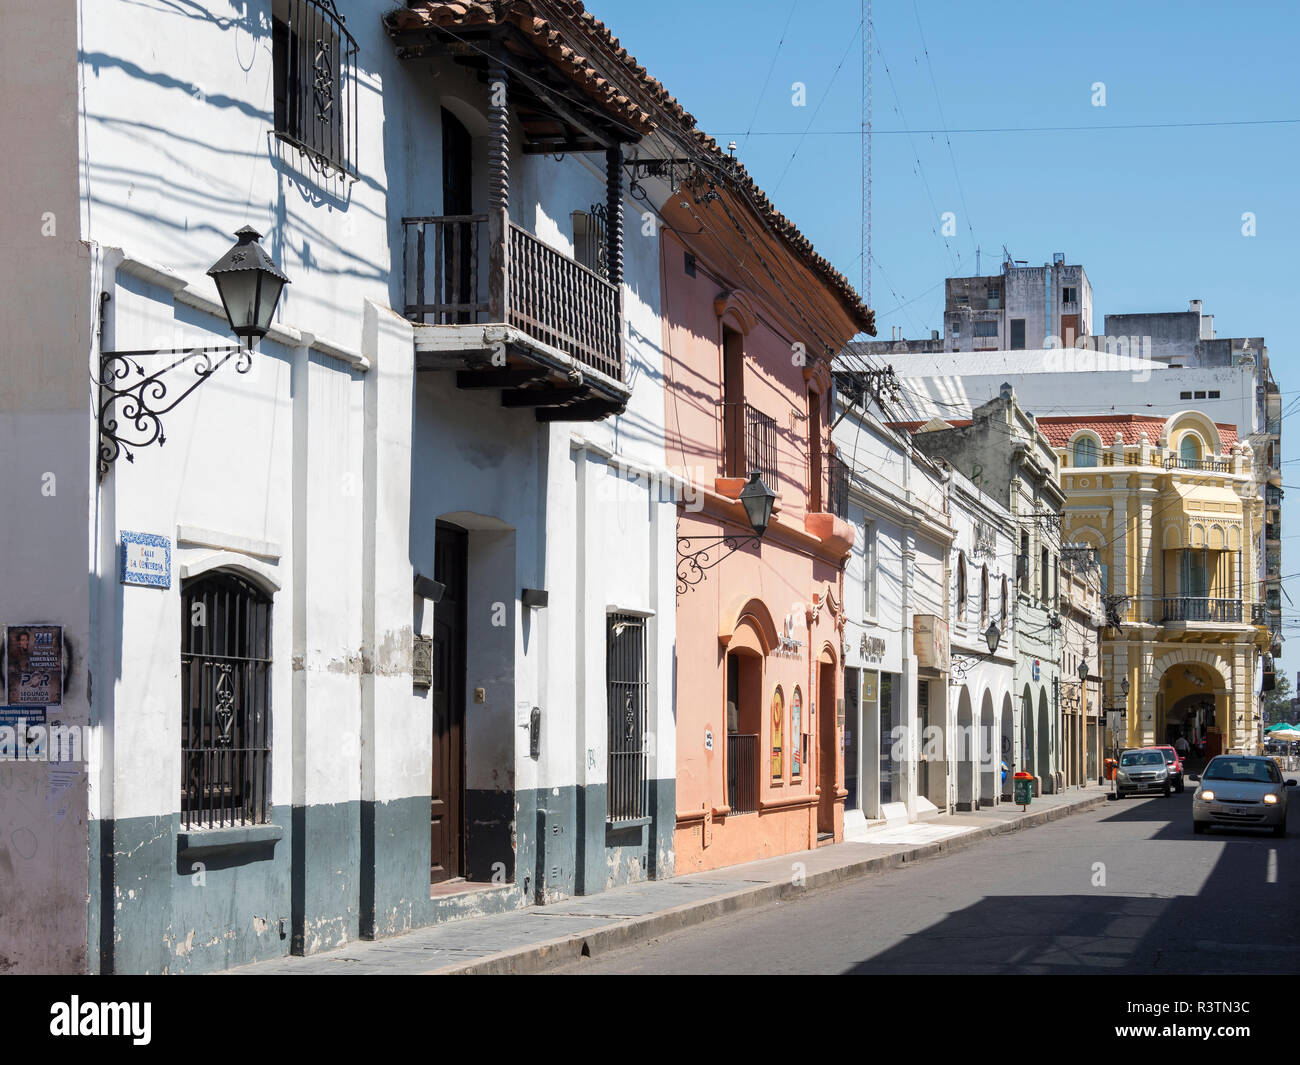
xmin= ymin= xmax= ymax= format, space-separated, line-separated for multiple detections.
xmin=1034 ymin=415 xmax=1238 ymax=448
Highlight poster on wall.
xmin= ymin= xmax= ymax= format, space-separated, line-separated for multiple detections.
xmin=5 ymin=625 xmax=62 ymax=707
xmin=791 ymin=687 xmax=803 ymax=777
xmin=770 ymin=685 xmax=784 ymax=780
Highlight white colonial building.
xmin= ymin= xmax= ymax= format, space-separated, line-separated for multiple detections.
xmin=832 ymin=370 xmax=951 ymax=828
xmin=3 ymin=0 xmax=684 ymax=974
xmin=945 ymin=469 xmax=1018 ymax=809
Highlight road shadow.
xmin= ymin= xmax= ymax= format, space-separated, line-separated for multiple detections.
xmin=845 ymin=799 xmax=1296 ymax=974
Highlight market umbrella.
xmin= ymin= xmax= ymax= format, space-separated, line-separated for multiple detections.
xmin=1270 ymin=728 xmax=1300 ymax=741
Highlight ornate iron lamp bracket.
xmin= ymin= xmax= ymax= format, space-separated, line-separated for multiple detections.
xmin=95 ymin=295 xmax=250 ymax=478
xmin=950 ymin=652 xmax=990 ymax=683
xmin=676 ymin=533 xmax=759 ymax=595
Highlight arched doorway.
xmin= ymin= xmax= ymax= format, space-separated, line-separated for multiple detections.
xmin=1037 ymin=688 xmax=1051 ymax=793
xmin=956 ymin=686 xmax=975 ymax=810
xmin=979 ymin=690 xmax=997 ymax=806
xmin=1000 ymin=692 xmax=1014 ymax=800
xmin=1155 ymin=657 xmax=1228 ymax=757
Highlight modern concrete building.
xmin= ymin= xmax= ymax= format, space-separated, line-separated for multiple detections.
xmin=862 ymin=253 xmax=1093 ymax=355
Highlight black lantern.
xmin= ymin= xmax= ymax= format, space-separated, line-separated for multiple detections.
xmin=207 ymin=226 xmax=290 ymax=344
xmin=677 ymin=471 xmax=778 ymax=593
xmin=1120 ymin=678 xmax=1130 ymax=697
xmin=738 ymin=472 xmax=776 ymax=538
xmin=95 ymin=224 xmax=291 ymax=477
xmin=1077 ymin=660 xmax=1089 ymax=682
xmin=951 ymin=621 xmax=1004 ymax=683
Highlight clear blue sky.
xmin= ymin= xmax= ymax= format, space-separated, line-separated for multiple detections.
xmin=605 ymin=0 xmax=1300 ymax=686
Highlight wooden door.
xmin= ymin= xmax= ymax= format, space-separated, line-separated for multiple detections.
xmin=817 ymin=661 xmax=837 ymax=834
xmin=430 ymin=522 xmax=467 ymax=884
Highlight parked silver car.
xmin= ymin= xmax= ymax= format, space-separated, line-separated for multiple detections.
xmin=1114 ymin=748 xmax=1171 ymax=799
xmin=1193 ymin=755 xmax=1297 ymax=837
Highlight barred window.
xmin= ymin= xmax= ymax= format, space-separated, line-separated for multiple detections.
xmin=272 ymin=0 xmax=358 ymax=178
xmin=181 ymin=571 xmax=272 ymax=829
xmin=606 ymin=613 xmax=648 ymax=823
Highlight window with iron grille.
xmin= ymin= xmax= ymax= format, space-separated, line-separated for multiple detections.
xmin=607 ymin=613 xmax=648 ymax=823
xmin=973 ymin=320 xmax=998 ymax=338
xmin=181 ymin=571 xmax=272 ymax=829
xmin=572 ymin=205 xmax=609 ymax=280
xmin=272 ymin=0 xmax=359 ymax=179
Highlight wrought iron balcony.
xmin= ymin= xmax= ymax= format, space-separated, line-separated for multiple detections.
xmin=828 ymin=453 xmax=851 ymax=519
xmin=723 ymin=402 xmax=779 ymax=488
xmin=1252 ymin=603 xmax=1268 ymax=626
xmin=402 ymin=214 xmax=626 ymax=421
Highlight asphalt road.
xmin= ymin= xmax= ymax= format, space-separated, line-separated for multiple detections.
xmin=548 ymin=789 xmax=1298 ymax=975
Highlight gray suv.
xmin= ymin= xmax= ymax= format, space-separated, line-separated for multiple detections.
xmin=1114 ymin=748 xmax=1171 ymax=799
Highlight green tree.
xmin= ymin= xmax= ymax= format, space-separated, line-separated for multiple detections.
xmin=1263 ymin=672 xmax=1292 ymax=724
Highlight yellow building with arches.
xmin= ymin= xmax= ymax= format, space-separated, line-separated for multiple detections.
xmin=1040 ymin=411 xmax=1271 ymax=756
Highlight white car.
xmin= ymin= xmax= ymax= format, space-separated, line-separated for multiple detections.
xmin=1193 ymin=755 xmax=1296 ymax=837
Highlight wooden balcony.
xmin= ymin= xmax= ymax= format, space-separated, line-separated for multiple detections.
xmin=403 ymin=214 xmax=627 ymax=421
xmin=386 ymin=9 xmax=644 ymax=424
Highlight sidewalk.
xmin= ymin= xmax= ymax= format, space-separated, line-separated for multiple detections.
xmin=231 ymin=787 xmax=1108 ymax=975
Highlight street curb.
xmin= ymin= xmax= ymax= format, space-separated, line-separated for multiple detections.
xmin=426 ymin=792 xmax=1109 ymax=975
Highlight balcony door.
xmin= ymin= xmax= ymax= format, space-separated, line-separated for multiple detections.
xmin=1181 ymin=549 xmax=1210 ymax=599
xmin=722 ymin=327 xmax=745 ymax=477
xmin=441 ymin=108 xmax=474 ymax=323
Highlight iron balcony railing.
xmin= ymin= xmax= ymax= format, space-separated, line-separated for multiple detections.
xmin=1164 ymin=456 xmax=1230 ymax=472
xmin=727 ymin=733 xmax=759 ymax=814
xmin=722 ymin=402 xmax=778 ymax=487
xmin=401 ymin=215 xmax=622 ymax=381
xmin=1252 ymin=603 xmax=1269 ymax=626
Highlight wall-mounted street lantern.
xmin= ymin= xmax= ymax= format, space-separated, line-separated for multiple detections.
xmin=1077 ymin=660 xmax=1090 ymax=683
xmin=950 ymin=621 xmax=1002 ymax=683
xmin=96 ymin=226 xmax=290 ymax=477
xmin=676 ymin=471 xmax=776 ymax=594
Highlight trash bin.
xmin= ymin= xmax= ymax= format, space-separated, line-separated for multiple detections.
xmin=1013 ymin=771 xmax=1034 ymax=809
xmin=1104 ymin=757 xmax=1118 ymax=781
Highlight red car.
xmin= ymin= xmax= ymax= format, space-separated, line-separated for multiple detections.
xmin=1154 ymin=745 xmax=1186 ymax=793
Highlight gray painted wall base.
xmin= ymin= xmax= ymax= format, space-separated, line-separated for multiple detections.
xmin=89 ymin=781 xmax=676 ymax=972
